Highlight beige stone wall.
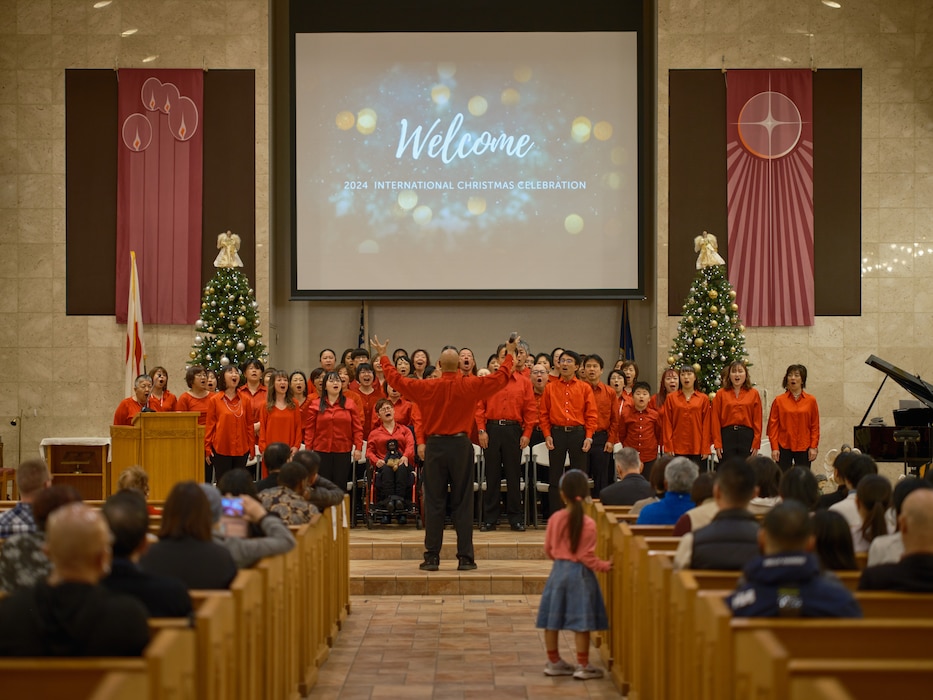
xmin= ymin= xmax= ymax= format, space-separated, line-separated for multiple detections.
xmin=0 ymin=0 xmax=269 ymax=463
xmin=657 ymin=0 xmax=933 ymax=457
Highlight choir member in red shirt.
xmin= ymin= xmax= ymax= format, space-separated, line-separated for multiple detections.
xmin=319 ymin=348 xmax=337 ymax=372
xmin=303 ymin=371 xmax=363 ymax=490
xmin=476 ymin=341 xmax=537 ymax=532
xmin=394 ymin=355 xmax=412 ymax=378
xmin=289 ymin=371 xmax=313 ymax=430
xmin=459 ymin=348 xmax=478 ymax=377
xmin=618 ymin=360 xmax=638 ymax=408
xmin=367 ymin=399 xmax=416 ymax=523
xmin=582 ymin=354 xmax=621 ymax=499
xmin=147 ymin=366 xmax=177 ymax=412
xmin=237 ymin=358 xmax=267 ymax=438
xmin=176 ymin=366 xmax=211 ymax=425
xmin=529 ymin=362 xmax=549 ymax=448
xmin=384 ymin=382 xmax=414 ymax=428
xmin=308 ymin=368 xmax=324 ymax=399
xmin=712 ymin=361 xmax=762 ymax=463
xmin=205 ymin=365 xmax=254 ymax=483
xmin=649 ymin=367 xmax=680 ymax=411
xmin=205 ymin=369 xmax=218 ymax=393
xmin=660 ymin=366 xmax=712 ymax=469
xmin=618 ymin=381 xmax=662 ymax=481
xmin=259 ymin=370 xmax=303 ymax=472
xmin=353 ymin=363 xmax=385 ymax=439
xmin=410 ymin=349 xmax=431 ymax=379
xmin=373 ymin=335 xmax=517 ymax=572
xmin=767 ymin=364 xmax=820 ymax=470
xmin=540 ymin=350 xmax=598 ymax=516
xmin=113 ymin=374 xmax=152 ymax=426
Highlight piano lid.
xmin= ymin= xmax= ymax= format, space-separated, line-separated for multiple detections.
xmin=866 ymin=355 xmax=933 ymax=410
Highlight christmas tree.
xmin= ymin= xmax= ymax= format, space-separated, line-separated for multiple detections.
xmin=189 ymin=231 xmax=267 ymax=371
xmin=667 ymin=232 xmax=749 ymax=392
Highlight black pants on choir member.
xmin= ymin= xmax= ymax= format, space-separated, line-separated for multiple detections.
xmin=210 ymin=453 xmax=249 ymax=484
xmin=318 ymin=451 xmax=352 ymax=490
xmin=378 ymin=464 xmax=414 ymax=504
xmin=482 ymin=423 xmax=524 ymax=526
xmin=719 ymin=425 xmax=754 ymax=462
xmin=530 ymin=427 xmax=545 ymax=448
xmin=642 ymin=459 xmax=657 ymax=485
xmin=548 ymin=427 xmax=587 ymax=515
xmin=588 ymin=430 xmax=613 ymax=499
xmin=676 ymin=454 xmax=707 ymax=471
xmin=778 ymin=448 xmax=811 ymax=471
xmin=423 ymin=434 xmax=475 ymax=561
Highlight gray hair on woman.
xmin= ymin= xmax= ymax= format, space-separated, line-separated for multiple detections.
xmin=664 ymin=457 xmax=699 ymax=493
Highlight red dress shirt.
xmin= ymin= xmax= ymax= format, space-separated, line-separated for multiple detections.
xmin=587 ymin=381 xmax=621 ymax=443
xmin=205 ymin=392 xmax=255 ymax=457
xmin=237 ymin=384 xmax=267 ymax=425
xmin=113 ymin=397 xmax=145 ymax=426
xmin=355 ymin=387 xmax=383 ymax=439
xmin=712 ymin=387 xmax=763 ymax=451
xmin=379 ymin=354 xmax=514 ymax=436
xmin=366 ymin=422 xmax=416 ymax=466
xmin=390 ymin=397 xmax=414 ymax=428
xmin=176 ymin=392 xmax=212 ymax=426
xmin=148 ymin=390 xmax=177 ymax=412
xmin=660 ymin=390 xmax=712 ymax=455
xmin=303 ymin=397 xmax=364 ymax=453
xmin=618 ymin=404 xmax=662 ymax=463
xmin=259 ymin=402 xmax=303 ymax=453
xmin=767 ymin=391 xmax=820 ymax=451
xmin=539 ymin=377 xmax=598 ymax=439
xmin=475 ymin=373 xmax=537 ymax=439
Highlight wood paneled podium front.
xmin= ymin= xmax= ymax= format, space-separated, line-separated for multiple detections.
xmin=110 ymin=412 xmax=204 ymax=499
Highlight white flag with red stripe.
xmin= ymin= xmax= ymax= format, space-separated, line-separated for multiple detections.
xmin=124 ymin=250 xmax=146 ymax=397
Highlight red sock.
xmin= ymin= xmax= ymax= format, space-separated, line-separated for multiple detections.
xmin=577 ymin=651 xmax=589 ymax=667
xmin=547 ymin=649 xmax=561 ymax=663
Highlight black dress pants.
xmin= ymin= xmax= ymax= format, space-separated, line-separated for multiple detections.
xmin=482 ymin=422 xmax=524 ymax=526
xmin=423 ymin=434 xmax=474 ymax=560
xmin=547 ymin=426 xmax=587 ymax=515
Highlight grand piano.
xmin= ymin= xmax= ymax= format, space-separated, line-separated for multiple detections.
xmin=854 ymin=355 xmax=933 ymax=474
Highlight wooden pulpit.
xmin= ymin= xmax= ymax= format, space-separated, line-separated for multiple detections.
xmin=110 ymin=412 xmax=204 ymax=499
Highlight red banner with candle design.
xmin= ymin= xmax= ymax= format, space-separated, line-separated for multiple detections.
xmin=116 ymin=70 xmax=203 ymax=324
xmin=726 ymin=69 xmax=813 ymax=327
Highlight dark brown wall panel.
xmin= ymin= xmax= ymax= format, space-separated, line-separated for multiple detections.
xmin=65 ymin=69 xmax=256 ymax=316
xmin=668 ymin=69 xmax=861 ymax=318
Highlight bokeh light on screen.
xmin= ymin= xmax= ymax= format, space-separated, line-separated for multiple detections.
xmin=358 ymin=239 xmax=379 ymax=253
xmin=564 ymin=214 xmax=584 ymax=235
xmin=467 ymin=197 xmax=486 ymax=215
xmin=514 ymin=66 xmax=532 ymax=83
xmin=335 ymin=111 xmax=355 ymax=130
xmin=397 ymin=190 xmax=418 ymax=210
xmin=571 ymin=116 xmax=592 ymax=143
xmin=437 ymin=63 xmax=456 ymax=79
xmin=501 ymin=88 xmax=520 ymax=106
xmin=468 ymin=96 xmax=488 ymax=116
xmin=604 ymin=172 xmax=622 ymax=189
xmin=594 ymin=120 xmax=613 ymax=140
xmin=431 ymin=85 xmax=451 ymax=105
xmin=356 ymin=108 xmax=377 ymax=134
xmin=413 ymin=205 xmax=433 ymax=226
xmin=611 ymin=146 xmax=629 ymax=165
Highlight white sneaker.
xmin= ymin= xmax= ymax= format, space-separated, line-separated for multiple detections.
xmin=573 ymin=664 xmax=604 ymax=680
xmin=543 ymin=659 xmax=575 ymax=676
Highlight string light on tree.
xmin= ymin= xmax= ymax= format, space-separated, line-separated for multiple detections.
xmin=189 ymin=230 xmax=267 ymax=371
xmin=667 ymin=231 xmax=751 ymax=391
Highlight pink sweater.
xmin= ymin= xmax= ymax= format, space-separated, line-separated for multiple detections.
xmin=544 ymin=508 xmax=611 ymax=573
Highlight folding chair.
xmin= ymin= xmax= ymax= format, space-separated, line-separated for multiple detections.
xmin=530 ymin=441 xmax=569 ymax=528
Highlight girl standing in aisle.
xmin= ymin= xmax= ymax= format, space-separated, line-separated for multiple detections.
xmin=711 ymin=361 xmax=762 ymax=463
xmin=537 ymin=469 xmax=611 ymax=681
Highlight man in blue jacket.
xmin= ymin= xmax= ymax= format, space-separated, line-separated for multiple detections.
xmin=727 ymin=501 xmax=862 ymax=618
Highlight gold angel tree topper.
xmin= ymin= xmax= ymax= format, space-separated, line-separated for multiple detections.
xmin=213 ymin=230 xmax=244 ymax=268
xmin=694 ymin=230 xmax=726 ymax=269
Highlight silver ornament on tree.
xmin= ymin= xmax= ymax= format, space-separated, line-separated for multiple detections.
xmin=236 ymin=342 xmax=246 ymax=352
xmin=220 ymin=356 xmax=230 ymax=366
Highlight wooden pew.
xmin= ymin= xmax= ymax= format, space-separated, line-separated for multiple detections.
xmin=591 ymin=503 xmax=617 ymax=664
xmin=736 ymin=621 xmax=933 ymax=700
xmin=790 ymin=677 xmax=855 ymax=700
xmin=788 ymin=662 xmax=933 ymax=699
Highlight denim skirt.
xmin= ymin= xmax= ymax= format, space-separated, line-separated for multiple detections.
xmin=535 ymin=559 xmax=608 ymax=632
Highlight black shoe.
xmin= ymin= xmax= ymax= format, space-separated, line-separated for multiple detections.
xmin=379 ymin=515 xmax=390 ymax=525
xmin=480 ymin=522 xmax=497 ymax=532
xmin=510 ymin=522 xmax=526 ymax=532
xmin=397 ymin=514 xmax=407 ymax=525
xmin=419 ymin=554 xmax=440 ymax=572
xmin=457 ymin=557 xmax=477 ymax=571
xmin=385 ymin=499 xmax=396 ymax=513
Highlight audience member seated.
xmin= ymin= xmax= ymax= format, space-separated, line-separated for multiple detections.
xmin=139 ymin=481 xmax=237 ymax=590
xmin=0 ymin=458 xmax=52 ymax=538
xmin=867 ymin=477 xmax=933 ymax=566
xmin=0 ymin=485 xmax=82 ymax=594
xmin=255 ymin=442 xmax=291 ymax=492
xmin=201 ymin=484 xmax=296 ymax=569
xmin=811 ymin=510 xmax=858 ymax=571
xmin=629 ymin=454 xmax=673 ymax=516
xmin=672 ymin=472 xmax=718 ymax=535
xmin=0 ymin=503 xmax=150 ymax=656
xmin=852 ymin=474 xmax=892 ymax=554
xmin=727 ymin=501 xmax=862 ymax=618
xmin=292 ymin=450 xmax=345 ymax=512
xmin=830 ymin=455 xmax=894 ymax=541
xmin=778 ymin=466 xmax=821 ymax=511
xmin=635 ymin=457 xmax=698 ymax=525
xmin=599 ymin=447 xmax=654 ymax=506
xmin=859 ymin=489 xmax=933 ymax=592
xmin=100 ymin=490 xmax=192 ymax=617
xmin=117 ymin=465 xmax=160 ymax=515
xmin=258 ymin=462 xmax=321 ymax=525
xmin=673 ymin=458 xmax=760 ymax=570
xmin=816 ymin=450 xmax=859 ymax=510
xmin=747 ymin=455 xmax=781 ymax=515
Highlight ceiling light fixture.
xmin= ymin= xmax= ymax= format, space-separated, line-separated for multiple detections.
xmin=821 ymin=1 xmax=842 ymax=8
xmin=93 ymin=1 xmax=112 ymax=8
xmin=142 ymin=55 xmax=159 ymax=63
xmin=121 ymin=28 xmax=138 ymax=37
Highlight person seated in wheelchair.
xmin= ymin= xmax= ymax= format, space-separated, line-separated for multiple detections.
xmin=368 ymin=399 xmax=416 ymax=524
